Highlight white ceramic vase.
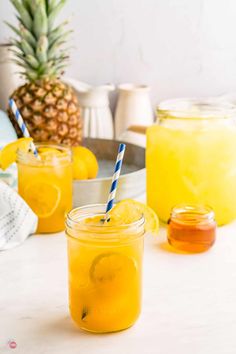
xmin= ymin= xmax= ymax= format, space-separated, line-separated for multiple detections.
xmin=114 ymin=83 xmax=154 ymax=139
xmin=0 ymin=44 xmax=22 ymax=111
xmin=64 ymin=78 xmax=115 ymax=139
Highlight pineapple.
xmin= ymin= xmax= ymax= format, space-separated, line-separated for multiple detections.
xmin=7 ymin=0 xmax=82 ymax=146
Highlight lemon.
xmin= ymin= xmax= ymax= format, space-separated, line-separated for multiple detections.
xmin=24 ymin=182 xmax=61 ymax=218
xmin=110 ymin=199 xmax=159 ymax=234
xmin=72 ymin=155 xmax=89 ymax=180
xmin=90 ymin=252 xmax=137 ymax=289
xmin=0 ymin=138 xmax=32 ymax=170
xmin=72 ymin=146 xmax=98 ymax=180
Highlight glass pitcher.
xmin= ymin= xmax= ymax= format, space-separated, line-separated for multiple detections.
xmin=146 ymin=98 xmax=236 ymax=225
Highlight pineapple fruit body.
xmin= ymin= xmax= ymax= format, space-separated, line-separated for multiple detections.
xmin=8 ymin=80 xmax=82 ymax=146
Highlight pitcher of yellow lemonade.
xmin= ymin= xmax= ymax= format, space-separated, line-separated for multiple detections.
xmin=17 ymin=143 xmax=72 ymax=233
xmin=65 ymin=203 xmax=146 ymax=333
xmin=146 ymin=99 xmax=236 ymax=225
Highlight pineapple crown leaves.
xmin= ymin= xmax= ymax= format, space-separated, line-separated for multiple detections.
xmin=7 ymin=0 xmax=71 ymax=81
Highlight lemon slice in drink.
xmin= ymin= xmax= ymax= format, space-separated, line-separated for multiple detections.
xmin=24 ymin=182 xmax=61 ymax=218
xmin=90 ymin=252 xmax=137 ymax=289
xmin=38 ymin=147 xmax=64 ymax=159
xmin=110 ymin=199 xmax=159 ymax=234
xmin=0 ymin=137 xmax=32 ymax=170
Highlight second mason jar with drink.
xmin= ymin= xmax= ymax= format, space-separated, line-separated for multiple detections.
xmin=17 ymin=143 xmax=72 ymax=233
xmin=146 ymin=99 xmax=236 ymax=225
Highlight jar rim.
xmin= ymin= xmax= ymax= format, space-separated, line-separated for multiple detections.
xmin=157 ymin=98 xmax=236 ymax=120
xmin=170 ymin=204 xmax=215 ymax=224
xmin=17 ymin=142 xmax=72 ymax=166
xmin=66 ymin=203 xmax=145 ymax=229
xmin=66 ymin=203 xmax=145 ymax=242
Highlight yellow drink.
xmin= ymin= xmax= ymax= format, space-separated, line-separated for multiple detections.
xmin=17 ymin=144 xmax=72 ymax=233
xmin=147 ymin=99 xmax=236 ymax=225
xmin=66 ymin=204 xmax=144 ymax=333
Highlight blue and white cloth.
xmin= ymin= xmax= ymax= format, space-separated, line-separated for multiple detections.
xmin=0 ymin=111 xmax=37 ymax=250
xmin=0 ymin=181 xmax=38 ymax=250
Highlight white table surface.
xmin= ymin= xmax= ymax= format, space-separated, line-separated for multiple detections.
xmin=1 ymin=221 xmax=236 ymax=354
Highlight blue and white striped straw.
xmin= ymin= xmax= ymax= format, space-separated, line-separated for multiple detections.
xmin=9 ymin=98 xmax=39 ymax=158
xmin=105 ymin=143 xmax=126 ymax=221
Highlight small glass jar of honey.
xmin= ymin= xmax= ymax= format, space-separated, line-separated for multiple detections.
xmin=167 ymin=205 xmax=216 ymax=253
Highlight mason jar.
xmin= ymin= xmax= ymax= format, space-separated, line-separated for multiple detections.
xmin=17 ymin=143 xmax=72 ymax=233
xmin=146 ymin=99 xmax=236 ymax=225
xmin=65 ymin=204 xmax=145 ymax=333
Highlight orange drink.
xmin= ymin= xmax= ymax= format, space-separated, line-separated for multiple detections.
xmin=65 ymin=204 xmax=145 ymax=333
xmin=17 ymin=143 xmax=72 ymax=233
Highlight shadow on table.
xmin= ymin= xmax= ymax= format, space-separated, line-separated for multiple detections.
xmin=157 ymin=241 xmax=191 ymax=255
xmin=37 ymin=315 xmax=82 ymax=336
xmin=37 ymin=315 xmax=121 ymax=338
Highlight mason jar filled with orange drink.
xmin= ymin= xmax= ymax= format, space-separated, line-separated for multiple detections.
xmin=65 ymin=200 xmax=158 ymax=333
xmin=17 ymin=143 xmax=72 ymax=233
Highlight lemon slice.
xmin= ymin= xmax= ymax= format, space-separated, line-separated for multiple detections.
xmin=110 ymin=199 xmax=159 ymax=234
xmin=0 ymin=138 xmax=32 ymax=170
xmin=90 ymin=252 xmax=137 ymax=289
xmin=38 ymin=147 xmax=64 ymax=158
xmin=24 ymin=182 xmax=61 ymax=218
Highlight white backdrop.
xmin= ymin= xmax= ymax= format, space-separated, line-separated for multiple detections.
xmin=1 ymin=0 xmax=236 ymax=106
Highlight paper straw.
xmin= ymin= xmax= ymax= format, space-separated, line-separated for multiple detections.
xmin=104 ymin=143 xmax=126 ymax=221
xmin=9 ymin=99 xmax=39 ymax=158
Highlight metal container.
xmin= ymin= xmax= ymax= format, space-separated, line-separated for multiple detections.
xmin=73 ymin=138 xmax=145 ymax=207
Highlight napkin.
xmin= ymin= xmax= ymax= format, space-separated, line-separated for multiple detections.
xmin=0 ymin=181 xmax=38 ymax=250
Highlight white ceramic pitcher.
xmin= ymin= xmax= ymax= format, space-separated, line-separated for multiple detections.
xmin=114 ymin=83 xmax=154 ymax=139
xmin=64 ymin=78 xmax=115 ymax=139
